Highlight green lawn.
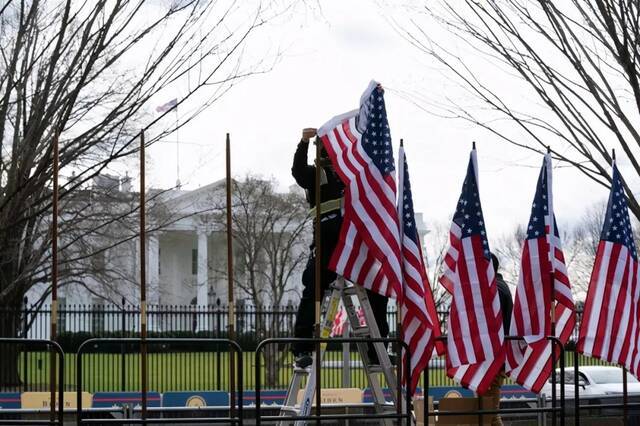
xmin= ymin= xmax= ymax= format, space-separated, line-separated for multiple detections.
xmin=14 ymin=350 xmax=612 ymax=393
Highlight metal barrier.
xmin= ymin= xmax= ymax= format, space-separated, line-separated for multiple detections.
xmin=255 ymin=337 xmax=411 ymax=425
xmin=76 ymin=338 xmax=243 ymax=425
xmin=572 ymin=349 xmax=640 ymax=426
xmin=424 ymin=335 xmax=566 ymax=426
xmin=0 ymin=338 xmax=64 ymax=425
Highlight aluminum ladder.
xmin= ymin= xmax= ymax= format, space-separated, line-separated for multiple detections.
xmin=278 ymin=277 xmax=399 ymax=425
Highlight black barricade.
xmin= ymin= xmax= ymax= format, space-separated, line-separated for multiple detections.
xmin=424 ymin=335 xmax=566 ymax=426
xmin=76 ymin=338 xmax=243 ymax=425
xmin=0 ymin=338 xmax=64 ymax=425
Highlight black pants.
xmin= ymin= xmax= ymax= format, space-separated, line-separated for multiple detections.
xmin=292 ymin=215 xmax=389 ymax=355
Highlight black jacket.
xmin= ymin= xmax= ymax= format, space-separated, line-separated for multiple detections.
xmin=291 ymin=140 xmax=344 ymax=208
xmin=496 ymin=273 xmax=513 ymax=335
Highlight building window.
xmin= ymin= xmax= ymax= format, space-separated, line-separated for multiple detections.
xmin=192 ymin=249 xmax=197 ymax=275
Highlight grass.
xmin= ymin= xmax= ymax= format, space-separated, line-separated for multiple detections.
xmin=12 ymin=350 xmax=613 ymax=394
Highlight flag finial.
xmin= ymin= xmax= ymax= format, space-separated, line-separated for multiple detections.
xmin=472 ymin=141 xmax=476 ymax=149
xmin=400 ymin=138 xmax=404 ymax=147
xmin=612 ymin=149 xmax=616 ymax=161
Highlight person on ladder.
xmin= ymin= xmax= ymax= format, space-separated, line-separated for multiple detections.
xmin=291 ymin=127 xmax=389 ymax=368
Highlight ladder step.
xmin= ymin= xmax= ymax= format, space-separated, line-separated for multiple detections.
xmin=279 ymin=406 xmax=300 ymax=414
xmin=343 ymin=286 xmax=358 ymax=296
xmin=367 ymin=364 xmax=384 ymax=374
xmin=352 ymin=326 xmax=371 ymax=337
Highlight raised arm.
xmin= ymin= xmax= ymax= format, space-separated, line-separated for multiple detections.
xmin=291 ymin=128 xmax=317 ymax=189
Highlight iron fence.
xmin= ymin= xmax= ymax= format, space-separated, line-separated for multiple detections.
xmin=0 ymin=302 xmax=607 ymax=395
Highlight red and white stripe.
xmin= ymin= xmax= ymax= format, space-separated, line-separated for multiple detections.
xmin=578 ymin=241 xmax=640 ymax=373
xmin=319 ymin=114 xmax=402 ymax=300
xmin=440 ymin=222 xmax=504 ymax=395
xmin=507 ymin=234 xmax=575 ymax=392
xmin=397 ymin=146 xmax=444 ymax=392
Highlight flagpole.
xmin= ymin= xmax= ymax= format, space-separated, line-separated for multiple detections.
xmin=612 ymin=148 xmax=629 ymax=426
xmin=314 ymin=136 xmax=322 ymax=426
xmin=473 ymin=141 xmax=483 ymax=426
xmin=547 ymin=146 xmax=559 ymax=426
xmin=396 ymin=140 xmax=405 ymax=421
xmin=50 ymin=130 xmax=59 ymax=423
xmin=175 ymin=105 xmax=180 ymax=188
xmin=226 ymin=133 xmax=237 ymax=418
xmin=139 ymin=130 xmax=148 ymax=423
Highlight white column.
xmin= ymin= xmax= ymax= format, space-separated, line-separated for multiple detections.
xmin=147 ymin=235 xmax=160 ymax=331
xmin=197 ymin=230 xmax=209 ymax=306
xmin=196 ymin=230 xmax=209 ymax=331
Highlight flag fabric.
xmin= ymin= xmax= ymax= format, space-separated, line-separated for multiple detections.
xmin=156 ymin=98 xmax=178 ymax=113
xmin=577 ymin=162 xmax=640 ymax=375
xmin=331 ymin=306 xmax=347 ymax=337
xmin=319 ymin=81 xmax=402 ymax=300
xmin=331 ymin=305 xmax=366 ymax=337
xmin=439 ymin=149 xmax=504 ymax=395
xmin=506 ymin=154 xmax=576 ymax=393
xmin=397 ymin=144 xmax=444 ymax=392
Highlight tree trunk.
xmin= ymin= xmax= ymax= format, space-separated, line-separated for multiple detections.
xmin=0 ymin=305 xmax=24 ymax=388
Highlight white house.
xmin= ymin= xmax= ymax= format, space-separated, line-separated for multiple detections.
xmin=27 ymin=174 xmax=430 ymax=313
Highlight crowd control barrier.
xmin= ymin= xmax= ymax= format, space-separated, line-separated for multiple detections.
xmin=0 ymin=338 xmax=65 ymax=425
xmin=76 ymin=338 xmax=243 ymax=425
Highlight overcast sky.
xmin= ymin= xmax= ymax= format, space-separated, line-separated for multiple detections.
xmin=144 ymin=0 xmax=609 ymax=241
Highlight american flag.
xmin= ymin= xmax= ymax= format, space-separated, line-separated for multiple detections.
xmin=439 ymin=148 xmax=504 ymax=395
xmin=319 ymin=81 xmax=402 ymax=300
xmin=156 ymin=98 xmax=177 ymax=113
xmin=578 ymin=162 xmax=640 ymax=375
xmin=506 ymin=154 xmax=575 ymax=393
xmin=397 ymin=144 xmax=444 ymax=392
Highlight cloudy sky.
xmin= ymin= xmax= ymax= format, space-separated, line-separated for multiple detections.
xmin=145 ymin=0 xmax=609 ymax=241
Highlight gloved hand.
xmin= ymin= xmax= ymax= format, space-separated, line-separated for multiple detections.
xmin=301 ymin=128 xmax=317 ymax=142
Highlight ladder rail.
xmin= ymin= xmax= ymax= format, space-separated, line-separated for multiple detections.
xmin=279 ymin=277 xmax=405 ymax=426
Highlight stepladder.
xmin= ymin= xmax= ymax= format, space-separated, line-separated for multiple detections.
xmin=278 ymin=277 xmax=402 ymax=426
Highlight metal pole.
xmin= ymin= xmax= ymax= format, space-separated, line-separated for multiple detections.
xmin=50 ymin=131 xmax=59 ymax=424
xmin=623 ymin=366 xmax=629 ymax=426
xmin=397 ymin=139 xmax=404 ymax=421
xmin=139 ymin=131 xmax=148 ymax=423
xmin=121 ymin=296 xmax=126 ymax=392
xmin=314 ymin=137 xmax=322 ymax=425
xmin=341 ymin=320 xmax=350 ymax=388
xmin=574 ymin=347 xmax=580 ymax=426
xmin=226 ymin=133 xmax=237 ymax=418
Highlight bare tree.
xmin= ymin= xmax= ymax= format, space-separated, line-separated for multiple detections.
xmin=389 ymin=1 xmax=640 ymax=219
xmin=423 ymin=220 xmax=453 ymax=314
xmin=490 ymin=203 xmax=615 ymax=299
xmin=213 ymin=175 xmax=309 ymax=386
xmin=0 ymin=0 xmax=295 ymax=386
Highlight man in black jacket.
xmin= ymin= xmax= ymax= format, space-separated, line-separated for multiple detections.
xmin=291 ymin=127 xmax=389 ymax=368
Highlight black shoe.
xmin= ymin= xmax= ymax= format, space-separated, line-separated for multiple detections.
xmin=294 ymin=352 xmax=313 ymax=369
